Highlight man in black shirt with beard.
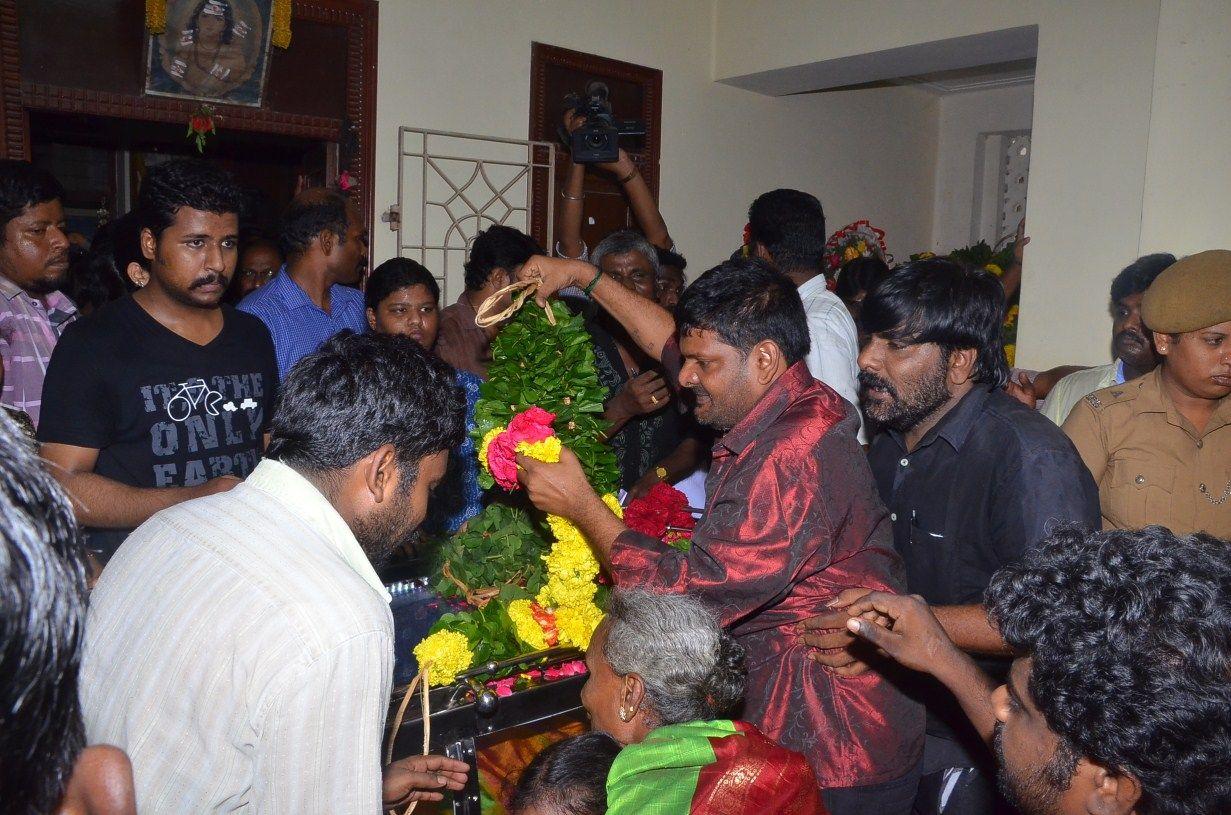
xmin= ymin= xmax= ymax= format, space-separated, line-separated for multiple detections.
xmin=801 ymin=258 xmax=1099 ymax=815
xmin=38 ymin=160 xmax=278 ymax=565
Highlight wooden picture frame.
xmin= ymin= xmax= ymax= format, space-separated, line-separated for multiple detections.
xmin=0 ymin=0 xmax=378 ymax=242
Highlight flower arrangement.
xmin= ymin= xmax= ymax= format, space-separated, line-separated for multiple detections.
xmin=624 ymin=482 xmax=695 ymax=551
xmin=186 ymin=105 xmax=218 ymax=154
xmin=824 ymin=220 xmax=891 ymax=277
xmin=410 ymin=300 xmax=623 ymax=687
xmin=910 ymin=235 xmax=1024 ymax=366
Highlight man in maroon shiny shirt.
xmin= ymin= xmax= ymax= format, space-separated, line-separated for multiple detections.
xmin=516 ymin=255 xmax=924 ymax=815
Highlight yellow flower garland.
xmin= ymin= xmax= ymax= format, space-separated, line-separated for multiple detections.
xmin=421 ymin=431 xmax=626 ymax=685
xmin=413 ymin=629 xmax=474 ymax=687
xmin=507 ymin=599 xmax=550 ymax=650
xmin=271 ymin=0 xmax=293 ymax=48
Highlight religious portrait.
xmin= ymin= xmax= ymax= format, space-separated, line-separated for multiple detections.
xmin=145 ymin=0 xmax=273 ymax=106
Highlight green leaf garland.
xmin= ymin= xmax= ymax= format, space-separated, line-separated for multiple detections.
xmin=473 ymin=300 xmax=619 ymax=495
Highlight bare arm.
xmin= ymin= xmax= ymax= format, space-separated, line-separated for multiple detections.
xmin=520 ymin=256 xmax=676 ymax=362
xmin=41 ymin=443 xmax=238 ymax=529
xmin=932 ymin=604 xmax=1013 ymax=655
xmin=1000 ymin=222 xmax=1029 ymax=305
xmin=1031 ymin=365 xmax=1087 ymax=400
xmin=602 ymin=150 xmax=671 ymax=250
xmin=558 ymin=160 xmax=587 ymax=259
xmin=845 ymin=593 xmax=1001 ymax=744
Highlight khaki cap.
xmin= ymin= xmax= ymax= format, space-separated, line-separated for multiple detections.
xmin=1141 ymin=249 xmax=1231 ymax=333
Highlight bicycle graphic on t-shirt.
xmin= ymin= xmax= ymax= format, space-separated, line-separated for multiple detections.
xmin=166 ymin=378 xmax=224 ymax=422
xmin=165 ymin=378 xmax=260 ymax=423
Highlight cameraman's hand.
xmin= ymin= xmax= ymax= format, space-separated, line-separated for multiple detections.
xmin=563 ymin=110 xmax=587 ymax=134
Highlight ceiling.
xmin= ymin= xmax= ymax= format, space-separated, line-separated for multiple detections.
xmin=893 ymin=59 xmax=1036 ymax=95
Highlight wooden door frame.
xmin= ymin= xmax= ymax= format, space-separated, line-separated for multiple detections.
xmin=528 ymin=42 xmax=663 ymax=248
xmin=0 ymin=0 xmax=378 ymax=240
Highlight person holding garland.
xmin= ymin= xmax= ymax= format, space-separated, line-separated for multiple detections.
xmin=513 ymin=254 xmax=923 ymax=815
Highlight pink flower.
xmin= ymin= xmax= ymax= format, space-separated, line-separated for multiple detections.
xmin=489 ymin=676 xmax=518 ymax=698
xmin=544 ymin=659 xmax=588 ymax=680
xmin=486 ymin=432 xmax=521 ymax=489
xmin=486 ymin=407 xmax=557 ymax=490
xmin=507 ymin=406 xmax=555 ymax=441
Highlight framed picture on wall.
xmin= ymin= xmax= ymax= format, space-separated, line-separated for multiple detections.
xmin=145 ymin=0 xmax=274 ymax=107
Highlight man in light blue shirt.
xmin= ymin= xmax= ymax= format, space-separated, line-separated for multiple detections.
xmin=240 ymin=188 xmax=367 ymax=378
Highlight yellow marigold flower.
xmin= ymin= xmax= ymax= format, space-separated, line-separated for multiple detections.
xmin=507 ymin=599 xmax=549 ymax=650
xmin=478 ymin=427 xmax=504 ymax=473
xmin=544 ymin=535 xmax=599 ymax=582
xmin=516 ymin=435 xmax=562 ymax=463
xmin=547 ymin=513 xmax=586 ymax=546
xmin=556 ymin=602 xmax=605 ymax=650
xmin=1004 ymin=344 xmax=1017 ymax=367
xmin=542 ymin=573 xmax=598 ymax=608
xmin=413 ymin=629 xmax=474 ymax=687
xmin=601 ymin=493 xmax=624 ymax=520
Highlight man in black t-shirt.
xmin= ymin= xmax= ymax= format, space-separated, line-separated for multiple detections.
xmin=39 ymin=160 xmax=278 ymax=562
xmin=800 ymin=258 xmax=1099 ymax=815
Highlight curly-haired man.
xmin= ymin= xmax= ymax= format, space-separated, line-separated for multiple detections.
xmin=38 ymin=159 xmax=278 ymax=565
xmin=840 ymin=523 xmax=1231 ymax=815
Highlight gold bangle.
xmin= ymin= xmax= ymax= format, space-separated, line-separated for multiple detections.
xmin=561 ymin=190 xmax=585 ymax=201
xmin=617 ymin=166 xmax=638 ymax=184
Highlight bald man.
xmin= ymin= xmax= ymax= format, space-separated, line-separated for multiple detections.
xmin=239 ymin=187 xmax=369 ymax=378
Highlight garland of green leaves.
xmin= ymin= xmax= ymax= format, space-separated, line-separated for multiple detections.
xmin=473 ymin=300 xmax=618 ymax=494
xmin=419 ymin=300 xmax=619 ymax=672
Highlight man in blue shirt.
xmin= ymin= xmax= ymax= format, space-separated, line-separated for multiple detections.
xmin=240 ymin=187 xmax=367 ymax=377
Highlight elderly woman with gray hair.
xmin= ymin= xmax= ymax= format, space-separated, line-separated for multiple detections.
xmin=579 ymin=588 xmax=825 ymax=815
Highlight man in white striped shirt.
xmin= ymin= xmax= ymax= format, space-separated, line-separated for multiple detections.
xmin=80 ymin=331 xmax=469 ymax=813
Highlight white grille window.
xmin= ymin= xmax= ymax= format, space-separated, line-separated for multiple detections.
xmin=395 ymin=129 xmax=556 ymax=302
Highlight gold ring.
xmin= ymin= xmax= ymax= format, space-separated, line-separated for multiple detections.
xmin=650 ymin=395 xmax=659 ymax=405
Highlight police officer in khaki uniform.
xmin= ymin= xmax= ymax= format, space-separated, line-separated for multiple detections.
xmin=1064 ymin=249 xmax=1231 ymax=537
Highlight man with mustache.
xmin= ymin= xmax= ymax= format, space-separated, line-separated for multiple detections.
xmin=802 ymin=257 xmax=1099 ymax=815
xmin=838 ymin=523 xmax=1231 ymax=815
xmin=1063 ymin=250 xmax=1231 ymax=537
xmin=239 ymin=186 xmax=368 ymax=379
xmin=514 ymin=255 xmax=924 ymax=815
xmin=1040 ymin=253 xmax=1174 ymax=424
xmin=0 ymin=160 xmax=77 ymax=428
xmin=37 ymin=160 xmax=278 ymax=565
xmin=80 ymin=332 xmax=470 ymax=813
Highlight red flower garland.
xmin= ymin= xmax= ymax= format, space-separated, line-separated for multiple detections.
xmin=624 ymin=482 xmax=695 ymax=546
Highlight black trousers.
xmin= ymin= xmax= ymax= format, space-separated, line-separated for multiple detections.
xmin=821 ymin=761 xmax=922 ymax=815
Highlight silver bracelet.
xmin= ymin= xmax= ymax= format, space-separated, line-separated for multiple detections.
xmin=561 ymin=190 xmax=585 ymax=201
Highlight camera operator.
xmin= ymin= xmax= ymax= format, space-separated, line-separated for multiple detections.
xmin=556 ymin=110 xmax=671 ymax=263
xmin=556 ymin=111 xmax=708 ymax=500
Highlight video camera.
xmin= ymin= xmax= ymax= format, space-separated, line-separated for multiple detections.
xmin=561 ymin=81 xmax=646 ymax=164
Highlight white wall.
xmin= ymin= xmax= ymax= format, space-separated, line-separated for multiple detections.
xmin=930 ymin=84 xmax=1034 ymax=252
xmin=714 ymin=0 xmax=1168 ymax=370
xmin=1138 ymin=0 xmax=1231 ymax=256
xmin=371 ymin=1 xmax=938 ymax=296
